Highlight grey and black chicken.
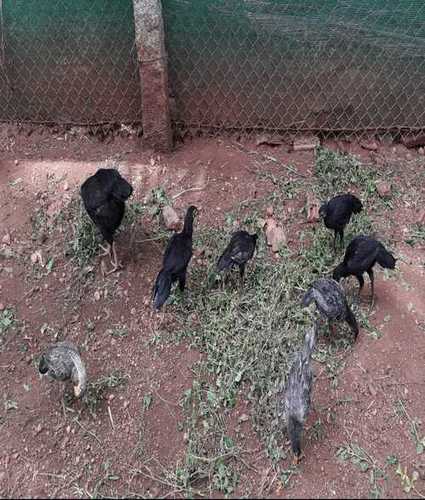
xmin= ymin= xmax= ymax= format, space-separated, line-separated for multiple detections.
xmin=283 ymin=325 xmax=316 ymax=464
xmin=302 ymin=277 xmax=358 ymax=340
xmin=153 ymin=206 xmax=198 ymax=310
xmin=333 ymin=235 xmax=396 ymax=303
xmin=217 ymin=230 xmax=258 ymax=285
xmin=319 ymin=193 xmax=362 ymax=251
xmin=38 ymin=341 xmax=87 ymax=398
xmin=80 ymin=168 xmax=133 ymax=275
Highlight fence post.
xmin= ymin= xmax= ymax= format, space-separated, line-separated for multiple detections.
xmin=132 ymin=0 xmax=172 ymax=152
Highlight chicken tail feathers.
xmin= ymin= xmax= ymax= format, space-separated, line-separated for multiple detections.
xmin=153 ymin=269 xmax=172 ymax=309
xmin=351 ymin=196 xmax=363 ymax=214
xmin=376 ymin=247 xmax=396 ymax=269
xmin=217 ymin=253 xmax=232 ymax=272
xmin=287 ymin=414 xmax=303 ymax=458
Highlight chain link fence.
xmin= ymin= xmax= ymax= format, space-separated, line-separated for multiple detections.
xmin=1 ymin=1 xmax=425 ymax=140
xmin=164 ymin=0 xmax=425 ymax=138
xmin=0 ymin=0 xmax=142 ymax=126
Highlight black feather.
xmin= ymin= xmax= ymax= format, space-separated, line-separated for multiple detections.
xmin=376 ymin=246 xmax=396 ymax=269
xmin=333 ymin=235 xmax=395 ymax=299
xmin=152 ymin=206 xmax=197 ymax=310
xmin=320 ymin=193 xmax=363 ymax=249
xmin=80 ymin=168 xmax=133 ymax=244
xmin=217 ymin=230 xmax=257 ymax=279
xmin=153 ymin=269 xmax=173 ymax=310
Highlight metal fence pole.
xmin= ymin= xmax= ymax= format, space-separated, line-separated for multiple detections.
xmin=133 ymin=0 xmax=172 ymax=152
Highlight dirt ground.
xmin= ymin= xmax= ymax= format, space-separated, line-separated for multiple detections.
xmin=1 ymin=126 xmax=425 ymax=498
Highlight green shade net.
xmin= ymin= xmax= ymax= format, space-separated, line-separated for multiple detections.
xmin=0 ymin=0 xmax=142 ymax=124
xmin=163 ymin=0 xmax=425 ymax=132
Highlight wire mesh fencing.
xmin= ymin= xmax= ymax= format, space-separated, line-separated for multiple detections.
xmin=163 ymin=0 xmax=425 ymax=139
xmin=0 ymin=0 xmax=142 ymax=127
xmin=1 ymin=0 xmax=425 ymax=141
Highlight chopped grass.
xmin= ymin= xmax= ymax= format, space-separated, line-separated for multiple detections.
xmin=405 ymin=223 xmax=425 ymax=246
xmin=0 ymin=308 xmax=16 ymax=335
xmin=0 ymin=308 xmax=17 ymax=348
xmin=107 ymin=324 xmax=129 ymax=338
xmin=161 ymin=147 xmax=389 ymax=495
xmin=83 ymin=370 xmax=129 ymax=414
xmin=314 ymin=147 xmax=378 ymax=201
xmin=395 ymin=399 xmax=425 ymax=454
xmin=336 ymin=443 xmax=387 ymax=497
xmin=67 ymin=200 xmax=99 ymax=267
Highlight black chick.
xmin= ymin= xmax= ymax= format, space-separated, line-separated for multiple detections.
xmin=217 ymin=230 xmax=258 ymax=285
xmin=333 ymin=235 xmax=396 ymax=303
xmin=319 ymin=194 xmax=362 ymax=251
xmin=39 ymin=341 xmax=87 ymax=398
xmin=153 ymin=206 xmax=198 ymax=309
xmin=302 ymin=277 xmax=358 ymax=340
xmin=283 ymin=324 xmax=316 ymax=464
xmin=80 ymin=168 xmax=133 ymax=275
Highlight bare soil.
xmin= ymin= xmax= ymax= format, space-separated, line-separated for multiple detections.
xmin=1 ymin=127 xmax=424 ymax=498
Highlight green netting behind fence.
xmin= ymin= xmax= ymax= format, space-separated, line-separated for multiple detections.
xmin=0 ymin=0 xmax=142 ymax=124
xmin=1 ymin=1 xmax=425 ymax=134
xmin=163 ymin=0 xmax=425 ymax=134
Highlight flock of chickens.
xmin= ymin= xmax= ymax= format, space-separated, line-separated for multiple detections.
xmin=38 ymin=168 xmax=396 ymax=466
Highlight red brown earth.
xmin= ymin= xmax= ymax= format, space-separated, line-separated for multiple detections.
xmin=0 ymin=126 xmax=424 ymax=498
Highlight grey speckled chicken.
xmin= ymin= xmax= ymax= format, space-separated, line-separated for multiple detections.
xmin=302 ymin=277 xmax=359 ymax=340
xmin=38 ymin=341 xmax=87 ymax=398
xmin=283 ymin=325 xmax=317 ymax=464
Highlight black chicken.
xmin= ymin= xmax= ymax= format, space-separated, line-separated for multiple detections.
xmin=319 ymin=194 xmax=362 ymax=251
xmin=80 ymin=168 xmax=133 ymax=275
xmin=153 ymin=206 xmax=198 ymax=309
xmin=39 ymin=341 xmax=87 ymax=398
xmin=283 ymin=325 xmax=316 ymax=464
xmin=302 ymin=277 xmax=358 ymax=340
xmin=333 ymin=235 xmax=396 ymax=303
xmin=217 ymin=230 xmax=258 ymax=284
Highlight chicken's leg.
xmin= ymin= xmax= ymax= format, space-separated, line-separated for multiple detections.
xmin=100 ymin=242 xmax=123 ymax=277
xmin=99 ymin=242 xmax=111 ymax=257
xmin=367 ymin=268 xmax=375 ymax=307
xmin=355 ymin=274 xmax=365 ymax=302
xmin=339 ymin=229 xmax=344 ymax=249
xmin=292 ymin=452 xmax=305 ymax=465
xmin=178 ymin=271 xmax=186 ymax=292
xmin=104 ymin=242 xmax=122 ymax=276
xmin=238 ymin=263 xmax=246 ymax=289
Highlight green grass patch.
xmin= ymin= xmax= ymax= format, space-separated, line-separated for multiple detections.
xmin=314 ymin=147 xmax=378 ymax=201
xmin=82 ymin=370 xmax=129 ymax=415
xmin=405 ymin=223 xmax=425 ymax=246
xmin=161 ymin=147 xmax=388 ymax=495
xmin=336 ymin=443 xmax=387 ymax=498
xmin=0 ymin=308 xmax=17 ymax=346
